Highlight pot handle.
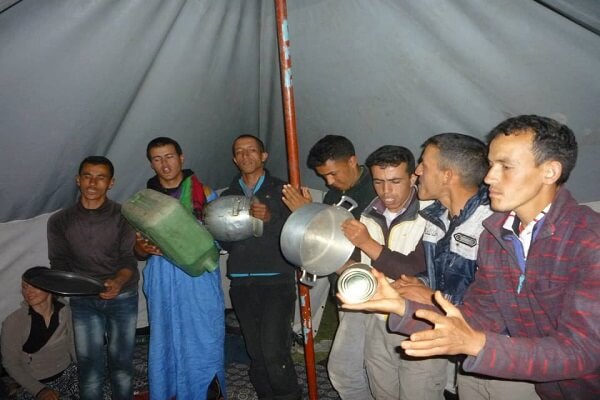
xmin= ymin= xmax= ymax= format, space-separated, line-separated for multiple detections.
xmin=299 ymin=270 xmax=317 ymax=287
xmin=232 ymin=198 xmax=242 ymax=216
xmin=252 ymin=218 xmax=263 ymax=237
xmin=335 ymin=195 xmax=358 ymax=213
xmin=249 ymin=196 xmax=264 ymax=237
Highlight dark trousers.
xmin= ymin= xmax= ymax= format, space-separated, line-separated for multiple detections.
xmin=230 ymin=282 xmax=301 ymax=400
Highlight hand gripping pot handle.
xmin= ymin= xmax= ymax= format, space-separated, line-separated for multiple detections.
xmin=231 ymin=196 xmax=263 ymax=236
xmin=203 ymin=195 xmax=263 ymax=241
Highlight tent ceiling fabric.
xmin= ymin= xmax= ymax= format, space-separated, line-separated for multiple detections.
xmin=1 ymin=0 xmax=261 ymax=222
xmin=270 ymin=0 xmax=600 ymax=201
xmin=0 ymin=0 xmax=599 ymax=320
xmin=535 ymin=0 xmax=600 ymax=36
xmin=1 ymin=0 xmax=600 ymax=223
xmin=0 ymin=0 xmax=20 ymax=14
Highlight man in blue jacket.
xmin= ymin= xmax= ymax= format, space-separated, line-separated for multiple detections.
xmin=392 ymin=133 xmax=494 ymax=398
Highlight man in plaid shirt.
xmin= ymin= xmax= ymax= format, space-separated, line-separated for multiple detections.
xmin=341 ymin=115 xmax=600 ymax=400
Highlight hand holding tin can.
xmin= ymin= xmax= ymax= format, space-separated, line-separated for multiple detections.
xmin=337 ymin=263 xmax=378 ymax=304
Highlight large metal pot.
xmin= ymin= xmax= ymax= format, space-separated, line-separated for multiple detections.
xmin=280 ymin=196 xmax=357 ymax=282
xmin=203 ymin=195 xmax=263 ymax=241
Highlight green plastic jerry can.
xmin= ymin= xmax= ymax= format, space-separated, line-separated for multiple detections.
xmin=122 ymin=189 xmax=219 ymax=276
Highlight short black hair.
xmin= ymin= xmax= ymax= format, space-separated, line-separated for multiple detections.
xmin=78 ymin=156 xmax=114 ymax=178
xmin=232 ymin=134 xmax=265 ymax=155
xmin=22 ymin=266 xmax=50 ymax=281
xmin=421 ymin=133 xmax=488 ymax=188
xmin=307 ymin=135 xmax=355 ymax=169
xmin=365 ymin=145 xmax=416 ymax=175
xmin=486 ymin=115 xmax=578 ymax=185
xmin=146 ymin=137 xmax=183 ymax=161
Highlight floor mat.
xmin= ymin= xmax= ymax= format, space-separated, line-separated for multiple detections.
xmin=134 ymin=339 xmax=340 ymax=399
xmin=2 ymin=337 xmax=340 ymax=399
xmin=226 ymin=362 xmax=340 ymax=400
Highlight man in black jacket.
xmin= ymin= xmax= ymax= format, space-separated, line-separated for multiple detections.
xmin=219 ymin=135 xmax=300 ymax=400
xmin=282 ymin=134 xmax=376 ymax=217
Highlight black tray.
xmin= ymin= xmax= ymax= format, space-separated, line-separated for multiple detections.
xmin=23 ymin=268 xmax=105 ymax=296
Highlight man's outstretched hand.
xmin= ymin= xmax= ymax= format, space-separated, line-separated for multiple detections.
xmin=338 ymin=268 xmax=406 ymax=314
xmin=401 ymin=291 xmax=486 ymax=357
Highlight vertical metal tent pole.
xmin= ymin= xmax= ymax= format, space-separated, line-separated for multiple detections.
xmin=273 ymin=1 xmax=319 ymax=399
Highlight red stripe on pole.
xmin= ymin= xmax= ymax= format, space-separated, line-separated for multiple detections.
xmin=273 ymin=1 xmax=318 ymax=399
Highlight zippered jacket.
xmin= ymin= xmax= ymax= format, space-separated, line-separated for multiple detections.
xmin=220 ymin=169 xmax=296 ymax=285
xmin=360 ymin=196 xmax=429 ymax=279
xmin=418 ymin=185 xmax=492 ymax=304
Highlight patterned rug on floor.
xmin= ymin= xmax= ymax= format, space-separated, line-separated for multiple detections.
xmin=1 ymin=337 xmax=340 ymax=399
xmin=133 ymin=339 xmax=341 ymax=400
xmin=226 ymin=362 xmax=340 ymax=400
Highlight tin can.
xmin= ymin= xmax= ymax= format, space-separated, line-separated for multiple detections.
xmin=337 ymin=263 xmax=378 ymax=304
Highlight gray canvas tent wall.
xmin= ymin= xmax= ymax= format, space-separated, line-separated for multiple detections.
xmin=1 ymin=0 xmax=599 ymax=323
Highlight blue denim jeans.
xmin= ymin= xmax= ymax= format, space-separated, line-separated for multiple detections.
xmin=70 ymin=290 xmax=138 ymax=400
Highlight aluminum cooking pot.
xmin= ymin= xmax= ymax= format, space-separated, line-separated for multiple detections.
xmin=280 ymin=196 xmax=357 ymax=281
xmin=203 ymin=195 xmax=263 ymax=241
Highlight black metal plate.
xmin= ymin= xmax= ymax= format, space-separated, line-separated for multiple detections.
xmin=23 ymin=268 xmax=105 ymax=296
